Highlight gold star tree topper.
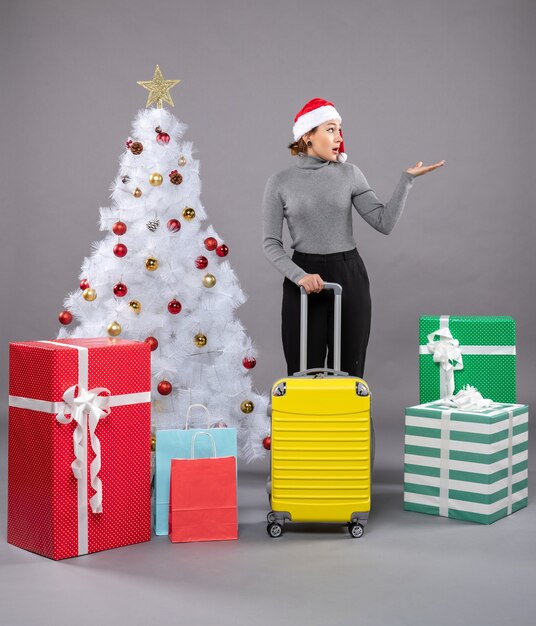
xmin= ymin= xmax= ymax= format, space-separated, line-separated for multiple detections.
xmin=137 ymin=65 xmax=181 ymax=109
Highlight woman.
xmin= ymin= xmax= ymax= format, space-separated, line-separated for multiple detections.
xmin=262 ymin=98 xmax=445 ymax=377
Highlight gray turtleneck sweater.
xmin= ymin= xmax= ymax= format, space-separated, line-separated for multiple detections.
xmin=262 ymin=155 xmax=416 ymax=284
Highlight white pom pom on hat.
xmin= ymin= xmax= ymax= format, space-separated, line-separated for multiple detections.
xmin=293 ymin=97 xmax=347 ymax=163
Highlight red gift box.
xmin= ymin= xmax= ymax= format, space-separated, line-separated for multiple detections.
xmin=7 ymin=338 xmax=152 ymax=560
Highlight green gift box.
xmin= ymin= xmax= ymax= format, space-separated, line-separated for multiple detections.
xmin=419 ymin=316 xmax=516 ymax=403
xmin=404 ymin=400 xmax=529 ymax=524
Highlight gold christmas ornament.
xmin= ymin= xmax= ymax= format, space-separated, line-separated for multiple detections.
xmin=194 ymin=333 xmax=207 ymax=347
xmin=149 ymin=172 xmax=163 ymax=186
xmin=137 ymin=65 xmax=181 ymax=109
xmin=241 ymin=400 xmax=254 ymax=414
xmin=150 ymin=433 xmax=156 ymax=452
xmin=107 ymin=321 xmax=122 ymax=337
xmin=182 ymin=207 xmax=195 ymax=221
xmin=178 ymin=155 xmax=187 ymax=167
xmin=145 ymin=257 xmax=159 ymax=271
xmin=82 ymin=288 xmax=97 ymax=302
xmin=202 ymin=273 xmax=217 ymax=288
xmin=129 ymin=300 xmax=142 ymax=314
xmin=133 ymin=187 xmax=142 ymax=198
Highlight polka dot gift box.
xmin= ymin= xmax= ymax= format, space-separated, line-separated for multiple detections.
xmin=7 ymin=338 xmax=151 ymax=560
xmin=419 ymin=316 xmax=516 ymax=404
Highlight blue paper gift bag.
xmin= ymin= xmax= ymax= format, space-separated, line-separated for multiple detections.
xmin=154 ymin=404 xmax=238 ymax=535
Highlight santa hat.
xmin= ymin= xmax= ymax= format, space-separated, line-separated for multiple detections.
xmin=293 ymin=97 xmax=347 ymax=163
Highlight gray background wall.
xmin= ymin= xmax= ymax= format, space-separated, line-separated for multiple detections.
xmin=1 ymin=3 xmax=535 ymax=625
xmin=1 ymin=0 xmax=535 ymax=454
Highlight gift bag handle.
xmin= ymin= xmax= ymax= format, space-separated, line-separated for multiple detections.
xmin=185 ymin=404 xmax=211 ymax=430
xmin=190 ymin=431 xmax=217 ymax=459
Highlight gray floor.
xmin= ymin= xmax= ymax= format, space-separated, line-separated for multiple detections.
xmin=1 ymin=421 xmax=535 ymax=626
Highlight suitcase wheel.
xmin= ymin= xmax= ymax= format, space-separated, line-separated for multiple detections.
xmin=267 ymin=523 xmax=283 ymax=538
xmin=267 ymin=512 xmax=276 ymax=523
xmin=348 ymin=523 xmax=364 ymax=539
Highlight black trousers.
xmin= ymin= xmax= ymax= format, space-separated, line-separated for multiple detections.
xmin=281 ymin=248 xmax=372 ymax=378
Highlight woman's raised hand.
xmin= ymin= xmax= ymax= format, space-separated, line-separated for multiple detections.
xmin=406 ymin=160 xmax=446 ymax=177
xmin=298 ymin=274 xmax=324 ymax=294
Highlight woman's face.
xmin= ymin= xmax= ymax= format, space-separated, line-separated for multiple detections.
xmin=304 ymin=119 xmax=343 ymax=161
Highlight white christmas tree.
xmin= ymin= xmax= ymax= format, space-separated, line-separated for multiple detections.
xmin=57 ymin=66 xmax=269 ymax=460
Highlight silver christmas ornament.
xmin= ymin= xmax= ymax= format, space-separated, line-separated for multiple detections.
xmin=146 ymin=217 xmax=160 ymax=232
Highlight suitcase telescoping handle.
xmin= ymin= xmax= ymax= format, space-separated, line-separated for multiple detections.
xmin=299 ymin=282 xmax=342 ymax=374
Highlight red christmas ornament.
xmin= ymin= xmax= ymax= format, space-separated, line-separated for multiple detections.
xmin=79 ymin=279 xmax=90 ymax=290
xmin=263 ymin=436 xmax=271 ymax=450
xmin=156 ymin=132 xmax=171 ymax=145
xmin=243 ymin=356 xmax=257 ymax=369
xmin=195 ymin=255 xmax=208 ymax=269
xmin=157 ymin=380 xmax=172 ymax=396
xmin=113 ymin=282 xmax=128 ymax=297
xmin=58 ymin=310 xmax=73 ymax=325
xmin=113 ymin=243 xmax=127 ymax=257
xmin=204 ymin=237 xmax=218 ymax=251
xmin=145 ymin=336 xmax=159 ymax=351
xmin=168 ymin=299 xmax=182 ymax=314
xmin=112 ymin=221 xmax=127 ymax=236
xmin=167 ymin=218 xmax=181 ymax=233
xmin=216 ymin=244 xmax=229 ymax=258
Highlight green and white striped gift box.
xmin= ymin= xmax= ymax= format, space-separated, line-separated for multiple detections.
xmin=404 ymin=401 xmax=528 ymax=524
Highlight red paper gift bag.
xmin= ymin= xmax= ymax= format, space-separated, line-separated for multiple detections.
xmin=169 ymin=432 xmax=237 ymax=543
xmin=7 ymin=338 xmax=152 ymax=560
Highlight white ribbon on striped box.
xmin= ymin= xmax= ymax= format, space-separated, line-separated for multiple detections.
xmin=405 ymin=400 xmax=525 ymax=521
xmin=437 ymin=406 xmax=515 ymax=517
xmin=8 ymin=340 xmax=151 ymax=555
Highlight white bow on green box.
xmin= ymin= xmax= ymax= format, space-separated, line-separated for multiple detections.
xmin=419 ymin=315 xmax=516 ymax=404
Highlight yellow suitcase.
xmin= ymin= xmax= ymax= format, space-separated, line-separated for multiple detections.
xmin=267 ymin=283 xmax=372 ymax=538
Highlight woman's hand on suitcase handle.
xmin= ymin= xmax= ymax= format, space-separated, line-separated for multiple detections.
xmin=298 ymin=274 xmax=324 ymax=294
